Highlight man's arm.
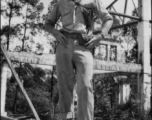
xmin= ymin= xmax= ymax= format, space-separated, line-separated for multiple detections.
xmin=94 ymin=0 xmax=113 ymax=35
xmin=85 ymin=0 xmax=113 ymax=49
xmin=45 ymin=22 xmax=67 ymax=45
xmin=44 ymin=2 xmax=67 ymax=45
xmin=100 ymin=19 xmax=113 ymax=36
xmin=85 ymin=19 xmax=113 ymax=49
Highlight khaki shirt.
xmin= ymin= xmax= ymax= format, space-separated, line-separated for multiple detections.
xmin=46 ymin=0 xmax=113 ymax=34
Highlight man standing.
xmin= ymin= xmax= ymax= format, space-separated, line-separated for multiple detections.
xmin=45 ymin=0 xmax=113 ymax=120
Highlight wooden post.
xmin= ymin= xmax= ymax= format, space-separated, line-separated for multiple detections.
xmin=119 ymin=83 xmax=131 ymax=104
xmin=1 ymin=45 xmax=40 ymax=120
xmin=119 ymin=83 xmax=123 ymax=104
xmin=138 ymin=0 xmax=151 ymax=119
xmin=123 ymin=0 xmax=128 ymax=24
xmin=1 ymin=61 xmax=8 ymax=116
xmin=114 ymin=76 xmax=130 ymax=104
xmin=107 ymin=45 xmax=110 ymax=61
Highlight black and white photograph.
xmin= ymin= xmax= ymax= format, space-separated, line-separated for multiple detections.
xmin=1 ymin=0 xmax=151 ymax=120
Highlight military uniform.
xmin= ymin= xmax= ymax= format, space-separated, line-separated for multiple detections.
xmin=45 ymin=0 xmax=113 ymax=120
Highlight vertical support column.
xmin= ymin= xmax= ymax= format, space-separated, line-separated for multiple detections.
xmin=119 ymin=83 xmax=131 ymax=105
xmin=116 ymin=45 xmax=118 ymax=62
xmin=138 ymin=0 xmax=151 ymax=119
xmin=123 ymin=0 xmax=128 ymax=24
xmin=119 ymin=83 xmax=123 ymax=104
xmin=122 ymin=83 xmax=131 ymax=104
xmin=114 ymin=76 xmax=130 ymax=105
xmin=1 ymin=61 xmax=8 ymax=116
xmin=107 ymin=44 xmax=110 ymax=61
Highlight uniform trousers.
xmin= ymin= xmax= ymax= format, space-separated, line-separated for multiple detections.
xmin=56 ymin=38 xmax=94 ymax=120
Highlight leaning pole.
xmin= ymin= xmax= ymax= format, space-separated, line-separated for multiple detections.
xmin=138 ymin=0 xmax=151 ymax=119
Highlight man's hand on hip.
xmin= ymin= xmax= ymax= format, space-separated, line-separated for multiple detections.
xmin=53 ymin=31 xmax=67 ymax=45
xmin=85 ymin=34 xmax=103 ymax=49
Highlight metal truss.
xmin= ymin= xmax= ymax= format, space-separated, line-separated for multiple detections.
xmin=106 ymin=0 xmax=151 ymax=30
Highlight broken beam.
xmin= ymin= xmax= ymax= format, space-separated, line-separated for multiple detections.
xmin=111 ymin=21 xmax=138 ymax=30
xmin=4 ymin=52 xmax=142 ymax=73
xmin=109 ymin=11 xmax=141 ymax=21
xmin=106 ymin=0 xmax=118 ymax=9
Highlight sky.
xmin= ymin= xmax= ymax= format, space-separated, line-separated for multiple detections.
xmin=1 ymin=0 xmax=151 ymax=70
xmin=1 ymin=0 xmax=139 ymax=26
xmin=1 ymin=0 xmax=151 ymax=54
xmin=41 ymin=0 xmax=139 ymax=15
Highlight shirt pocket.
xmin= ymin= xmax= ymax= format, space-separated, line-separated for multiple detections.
xmin=60 ymin=7 xmax=73 ymax=26
xmin=61 ymin=7 xmax=71 ymax=16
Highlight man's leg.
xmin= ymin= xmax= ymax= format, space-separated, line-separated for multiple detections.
xmin=73 ymin=46 xmax=94 ymax=120
xmin=56 ymin=43 xmax=75 ymax=120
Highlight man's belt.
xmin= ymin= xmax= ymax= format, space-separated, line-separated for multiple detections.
xmin=60 ymin=31 xmax=94 ymax=49
xmin=61 ymin=31 xmax=80 ymax=39
xmin=61 ymin=31 xmax=88 ymax=46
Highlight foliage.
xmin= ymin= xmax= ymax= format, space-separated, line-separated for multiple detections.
xmin=93 ymin=74 xmax=152 ymax=120
xmin=94 ymin=74 xmax=118 ymax=119
xmin=2 ymin=0 xmax=58 ymax=119
xmin=110 ymin=8 xmax=139 ymax=63
xmin=1 ymin=0 xmax=44 ymax=52
xmin=1 ymin=0 xmax=22 ymax=49
xmin=3 ymin=1 xmax=151 ymax=120
xmin=6 ymin=63 xmax=58 ymax=120
xmin=35 ymin=42 xmax=44 ymax=54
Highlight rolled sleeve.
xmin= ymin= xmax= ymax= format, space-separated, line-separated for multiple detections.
xmin=94 ymin=0 xmax=113 ymax=23
xmin=45 ymin=2 xmax=61 ymax=26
